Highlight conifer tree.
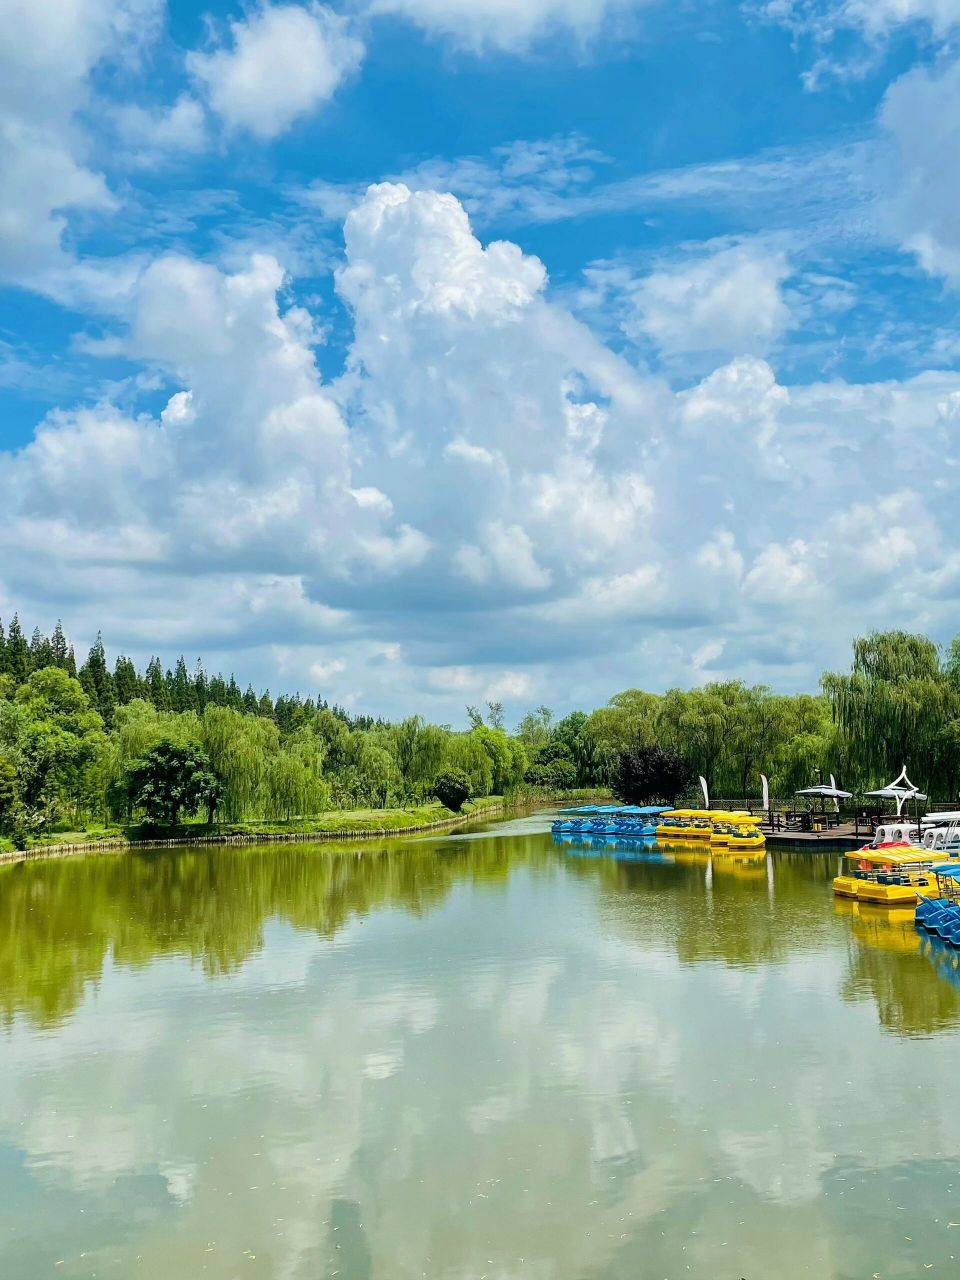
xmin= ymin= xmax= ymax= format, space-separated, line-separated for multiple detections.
xmin=51 ymin=621 xmax=69 ymax=669
xmin=5 ymin=615 xmax=31 ymax=684
xmin=242 ymin=684 xmax=259 ymax=714
xmin=194 ymin=660 xmax=209 ymax=712
xmin=171 ymin=656 xmax=194 ymax=713
xmin=145 ymin=656 xmax=169 ymax=709
xmin=207 ymin=673 xmax=228 ymax=707
xmin=113 ymin=655 xmax=140 ymax=705
xmin=78 ymin=632 xmax=117 ymax=724
xmin=227 ymin=675 xmax=243 ymax=711
xmin=30 ymin=627 xmax=54 ymax=671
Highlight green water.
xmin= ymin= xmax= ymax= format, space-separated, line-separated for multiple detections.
xmin=3 ymin=813 xmax=960 ymax=1280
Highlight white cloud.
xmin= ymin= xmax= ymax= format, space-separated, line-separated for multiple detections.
xmin=878 ymin=55 xmax=960 ymax=283
xmin=109 ymin=93 xmax=208 ymax=164
xmin=188 ymin=3 xmax=364 ymax=140
xmin=743 ymin=540 xmax=818 ymax=605
xmin=0 ymin=0 xmax=162 ymax=293
xmin=764 ymin=0 xmax=960 ymax=39
xmin=367 ymin=0 xmax=648 ymax=51
xmin=624 ymin=243 xmax=793 ymax=358
xmin=9 ymin=176 xmax=960 ymax=713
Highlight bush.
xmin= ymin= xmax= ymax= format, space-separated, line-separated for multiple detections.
xmin=433 ymin=768 xmax=471 ymax=812
xmin=612 ymin=745 xmax=692 ymax=806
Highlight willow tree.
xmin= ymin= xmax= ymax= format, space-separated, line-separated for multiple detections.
xmin=201 ymin=705 xmax=279 ymax=819
xmin=822 ymin=631 xmax=960 ymax=795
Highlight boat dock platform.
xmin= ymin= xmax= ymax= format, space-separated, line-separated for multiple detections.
xmin=761 ymin=822 xmax=865 ymax=851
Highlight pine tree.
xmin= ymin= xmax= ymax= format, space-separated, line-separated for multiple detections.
xmin=64 ymin=645 xmax=77 ymax=679
xmin=51 ymin=621 xmax=69 ymax=669
xmin=6 ymin=615 xmax=31 ymax=685
xmin=114 ymin=655 xmax=140 ymax=705
xmin=194 ymin=660 xmax=208 ymax=712
xmin=227 ymin=676 xmax=243 ymax=711
xmin=242 ymin=684 xmax=259 ymax=714
xmin=0 ymin=619 xmax=7 ymax=676
xmin=145 ymin=656 xmax=169 ymax=709
xmin=29 ymin=627 xmax=54 ymax=671
xmin=78 ymin=632 xmax=116 ymax=724
xmin=207 ymin=674 xmax=228 ymax=707
xmin=171 ymin=656 xmax=194 ymax=713
xmin=258 ymin=689 xmax=274 ymax=718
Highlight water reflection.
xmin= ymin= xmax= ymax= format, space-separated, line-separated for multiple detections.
xmin=3 ymin=825 xmax=960 ymax=1279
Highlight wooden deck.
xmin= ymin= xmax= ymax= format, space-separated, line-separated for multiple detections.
xmin=762 ymin=822 xmax=865 ymax=851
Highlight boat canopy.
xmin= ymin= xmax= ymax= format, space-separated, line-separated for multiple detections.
xmin=923 ymin=812 xmax=960 ymax=825
xmin=795 ymin=784 xmax=852 ymax=799
xmin=855 ymin=849 xmax=934 ymax=866
xmin=932 ymin=864 xmax=960 ymax=879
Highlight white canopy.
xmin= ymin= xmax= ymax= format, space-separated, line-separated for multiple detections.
xmin=795 ymin=784 xmax=852 ymax=799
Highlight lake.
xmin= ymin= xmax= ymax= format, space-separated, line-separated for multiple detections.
xmin=2 ymin=811 xmax=960 ymax=1279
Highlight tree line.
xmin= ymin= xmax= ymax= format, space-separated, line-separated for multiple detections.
xmin=2 ymin=618 xmax=960 ymax=843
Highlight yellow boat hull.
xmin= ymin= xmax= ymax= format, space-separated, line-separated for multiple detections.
xmin=832 ymin=874 xmax=861 ymax=899
xmin=833 ymin=873 xmax=937 ymax=906
xmin=656 ymin=824 xmax=711 ymax=840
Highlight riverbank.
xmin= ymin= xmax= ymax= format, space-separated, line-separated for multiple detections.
xmin=0 ymin=797 xmax=518 ymax=866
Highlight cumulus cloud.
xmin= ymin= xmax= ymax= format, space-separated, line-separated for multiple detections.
xmin=0 ymin=0 xmax=162 ymax=294
xmin=188 ymin=3 xmax=364 ymax=140
xmin=878 ymin=55 xmax=960 ymax=282
xmin=6 ymin=176 xmax=960 ymax=712
xmin=366 ymin=0 xmax=648 ymax=51
xmin=623 ymin=243 xmax=793 ymax=359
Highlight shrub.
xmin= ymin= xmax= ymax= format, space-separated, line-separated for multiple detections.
xmin=433 ymin=768 xmax=471 ymax=812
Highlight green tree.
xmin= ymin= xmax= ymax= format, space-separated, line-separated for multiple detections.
xmin=0 ymin=756 xmax=17 ymax=833
xmin=5 ymin=615 xmax=30 ymax=685
xmin=6 ymin=668 xmax=106 ymax=826
xmin=433 ymin=768 xmax=471 ymax=812
xmin=612 ymin=745 xmax=692 ymax=806
xmin=126 ymin=741 xmax=222 ymax=827
xmin=79 ymin=633 xmax=117 ymax=725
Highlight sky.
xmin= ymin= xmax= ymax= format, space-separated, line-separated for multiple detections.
xmin=3 ymin=0 xmax=960 ymax=723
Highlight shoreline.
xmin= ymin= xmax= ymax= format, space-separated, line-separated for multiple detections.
xmin=0 ymin=800 xmax=519 ymax=867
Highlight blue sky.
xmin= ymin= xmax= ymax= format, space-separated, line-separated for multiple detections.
xmin=3 ymin=0 xmax=960 ymax=722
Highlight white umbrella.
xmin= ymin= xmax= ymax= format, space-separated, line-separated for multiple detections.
xmin=794 ymin=783 xmax=852 ymax=815
xmin=795 ymin=785 xmax=853 ymax=799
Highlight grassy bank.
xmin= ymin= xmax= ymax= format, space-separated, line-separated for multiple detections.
xmin=0 ymin=796 xmax=508 ymax=857
xmin=0 ymin=790 xmax=616 ymax=860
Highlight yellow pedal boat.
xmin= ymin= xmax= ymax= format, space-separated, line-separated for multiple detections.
xmin=655 ymin=809 xmax=713 ymax=840
xmin=833 ymin=848 xmax=939 ymax=907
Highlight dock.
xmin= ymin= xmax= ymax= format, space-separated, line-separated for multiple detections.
xmin=761 ymin=822 xmax=865 ymax=851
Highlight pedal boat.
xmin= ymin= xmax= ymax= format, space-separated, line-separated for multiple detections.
xmin=833 ymin=848 xmax=939 ymax=907
xmin=708 ymin=811 xmax=753 ymax=847
xmin=725 ymin=818 xmax=765 ymax=850
xmin=655 ymin=809 xmax=713 ymax=840
xmin=915 ymin=863 xmax=960 ymax=944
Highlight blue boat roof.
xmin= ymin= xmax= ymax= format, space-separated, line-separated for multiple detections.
xmin=933 ymin=863 xmax=960 ymax=879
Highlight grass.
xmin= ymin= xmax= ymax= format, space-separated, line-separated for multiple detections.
xmin=4 ymin=796 xmax=506 ymax=852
